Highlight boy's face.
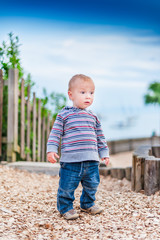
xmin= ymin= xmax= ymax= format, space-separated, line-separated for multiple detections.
xmin=68 ymin=79 xmax=95 ymax=109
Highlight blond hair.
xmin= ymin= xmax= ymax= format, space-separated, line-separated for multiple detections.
xmin=68 ymin=74 xmax=94 ymax=91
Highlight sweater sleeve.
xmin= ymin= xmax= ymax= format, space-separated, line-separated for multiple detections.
xmin=96 ymin=117 xmax=109 ymax=158
xmin=47 ymin=114 xmax=64 ymax=153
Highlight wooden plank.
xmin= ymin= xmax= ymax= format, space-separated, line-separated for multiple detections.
xmin=125 ymin=167 xmax=132 ymax=181
xmin=37 ymin=99 xmax=41 ymax=161
xmin=99 ymin=167 xmax=111 ymax=177
xmin=110 ymin=168 xmax=125 ymax=180
xmin=32 ymin=92 xmax=36 ymax=161
xmin=134 ymin=157 xmax=145 ymax=192
xmin=41 ymin=116 xmax=46 ymax=162
xmin=3 ymin=80 xmax=8 ymax=86
xmin=110 ymin=168 xmax=118 ymax=178
xmin=7 ymin=69 xmax=19 ymax=162
xmin=26 ymin=85 xmax=31 ymax=161
xmin=15 ymin=145 xmax=20 ymax=154
xmin=46 ymin=113 xmax=50 ymax=140
xmin=0 ymin=70 xmax=3 ymax=156
xmin=20 ymin=78 xmax=25 ymax=159
xmin=117 ymin=168 xmax=125 ymax=180
xmin=131 ymin=155 xmax=136 ymax=191
xmin=13 ymin=71 xmax=19 ymax=153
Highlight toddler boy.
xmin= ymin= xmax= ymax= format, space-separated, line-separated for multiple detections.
xmin=47 ymin=74 xmax=109 ymax=220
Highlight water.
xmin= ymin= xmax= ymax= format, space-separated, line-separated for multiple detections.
xmin=100 ymin=106 xmax=160 ymax=141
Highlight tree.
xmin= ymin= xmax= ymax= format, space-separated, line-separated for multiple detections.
xmin=0 ymin=32 xmax=23 ymax=80
xmin=144 ymin=81 xmax=160 ymax=138
xmin=144 ymin=82 xmax=160 ymax=106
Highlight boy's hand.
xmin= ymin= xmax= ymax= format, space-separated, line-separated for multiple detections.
xmin=101 ymin=157 xmax=110 ymax=166
xmin=47 ymin=152 xmax=59 ymax=164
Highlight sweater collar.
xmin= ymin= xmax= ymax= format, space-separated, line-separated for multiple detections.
xmin=64 ymin=106 xmax=88 ymax=112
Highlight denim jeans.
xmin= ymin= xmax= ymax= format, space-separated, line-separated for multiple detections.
xmin=57 ymin=161 xmax=100 ymax=214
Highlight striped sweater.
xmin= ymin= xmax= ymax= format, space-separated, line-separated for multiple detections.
xmin=47 ymin=106 xmax=109 ymax=162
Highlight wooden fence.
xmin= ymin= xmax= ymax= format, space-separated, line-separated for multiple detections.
xmin=0 ymin=69 xmax=52 ymax=162
xmin=0 ymin=68 xmax=159 ymax=162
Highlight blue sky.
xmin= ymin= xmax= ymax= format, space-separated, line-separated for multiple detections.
xmin=0 ymin=0 xmax=160 ymax=115
xmin=1 ymin=0 xmax=160 ymax=33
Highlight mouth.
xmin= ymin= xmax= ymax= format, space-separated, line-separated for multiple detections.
xmin=84 ymin=101 xmax=90 ymax=104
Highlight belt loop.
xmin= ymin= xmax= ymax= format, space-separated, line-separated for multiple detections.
xmin=79 ymin=162 xmax=83 ymax=177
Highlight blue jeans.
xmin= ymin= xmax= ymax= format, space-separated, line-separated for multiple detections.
xmin=57 ymin=161 xmax=100 ymax=214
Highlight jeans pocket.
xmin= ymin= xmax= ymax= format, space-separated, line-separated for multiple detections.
xmin=60 ymin=162 xmax=65 ymax=168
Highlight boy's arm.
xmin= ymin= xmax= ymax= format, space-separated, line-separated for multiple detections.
xmin=47 ymin=114 xmax=64 ymax=154
xmin=96 ymin=117 xmax=109 ymax=160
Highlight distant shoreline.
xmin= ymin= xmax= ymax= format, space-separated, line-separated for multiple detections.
xmin=107 ymin=136 xmax=160 ymax=155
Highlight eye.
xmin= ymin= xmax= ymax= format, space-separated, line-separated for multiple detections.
xmin=91 ymin=91 xmax=94 ymax=95
xmin=81 ymin=91 xmax=85 ymax=94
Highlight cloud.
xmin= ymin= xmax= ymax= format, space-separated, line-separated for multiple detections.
xmin=21 ymin=32 xmax=160 ymax=91
xmin=0 ymin=19 xmax=160 ymax=110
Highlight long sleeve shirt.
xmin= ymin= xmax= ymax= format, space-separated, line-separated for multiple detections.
xmin=47 ymin=106 xmax=109 ymax=162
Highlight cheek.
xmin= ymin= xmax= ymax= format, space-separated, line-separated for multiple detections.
xmin=80 ymin=95 xmax=84 ymax=100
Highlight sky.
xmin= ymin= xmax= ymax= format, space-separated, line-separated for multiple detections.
xmin=0 ymin=0 xmax=160 ymax=117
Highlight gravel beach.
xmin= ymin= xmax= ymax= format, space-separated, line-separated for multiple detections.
xmin=1 ymin=157 xmax=160 ymax=240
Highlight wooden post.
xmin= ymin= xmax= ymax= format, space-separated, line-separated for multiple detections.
xmin=41 ymin=116 xmax=46 ymax=162
xmin=134 ymin=157 xmax=145 ymax=192
xmin=152 ymin=146 xmax=160 ymax=158
xmin=26 ymin=85 xmax=31 ymax=161
xmin=110 ymin=168 xmax=125 ymax=180
xmin=125 ymin=167 xmax=132 ymax=181
xmin=37 ymin=99 xmax=41 ymax=161
xmin=46 ymin=113 xmax=50 ymax=140
xmin=131 ymin=155 xmax=136 ymax=191
xmin=20 ymin=78 xmax=25 ymax=159
xmin=144 ymin=157 xmax=160 ymax=196
xmin=132 ymin=146 xmax=150 ymax=191
xmin=132 ymin=145 xmax=160 ymax=196
xmin=0 ymin=70 xmax=3 ymax=156
xmin=7 ymin=69 xmax=19 ymax=162
xmin=32 ymin=92 xmax=36 ymax=161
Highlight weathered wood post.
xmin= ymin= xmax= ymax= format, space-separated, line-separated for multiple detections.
xmin=20 ymin=78 xmax=25 ymax=159
xmin=32 ymin=92 xmax=36 ymax=161
xmin=0 ymin=70 xmax=4 ymax=157
xmin=132 ymin=145 xmax=160 ymax=196
xmin=7 ymin=69 xmax=19 ymax=162
xmin=37 ymin=99 xmax=41 ymax=161
xmin=41 ymin=116 xmax=46 ymax=162
xmin=131 ymin=145 xmax=150 ymax=192
xmin=144 ymin=156 xmax=160 ymax=195
xmin=26 ymin=85 xmax=31 ymax=161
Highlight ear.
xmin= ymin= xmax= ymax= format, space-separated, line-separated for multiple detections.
xmin=68 ymin=91 xmax=73 ymax=100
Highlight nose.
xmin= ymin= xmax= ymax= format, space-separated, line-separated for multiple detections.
xmin=86 ymin=93 xmax=91 ymax=99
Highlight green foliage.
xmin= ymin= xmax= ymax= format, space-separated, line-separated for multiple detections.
xmin=41 ymin=88 xmax=67 ymax=119
xmin=144 ymin=82 xmax=160 ymax=106
xmin=0 ymin=32 xmax=67 ymax=120
xmin=0 ymin=32 xmax=67 ymax=161
xmin=0 ymin=32 xmax=23 ymax=80
xmin=24 ymin=73 xmax=35 ymax=97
